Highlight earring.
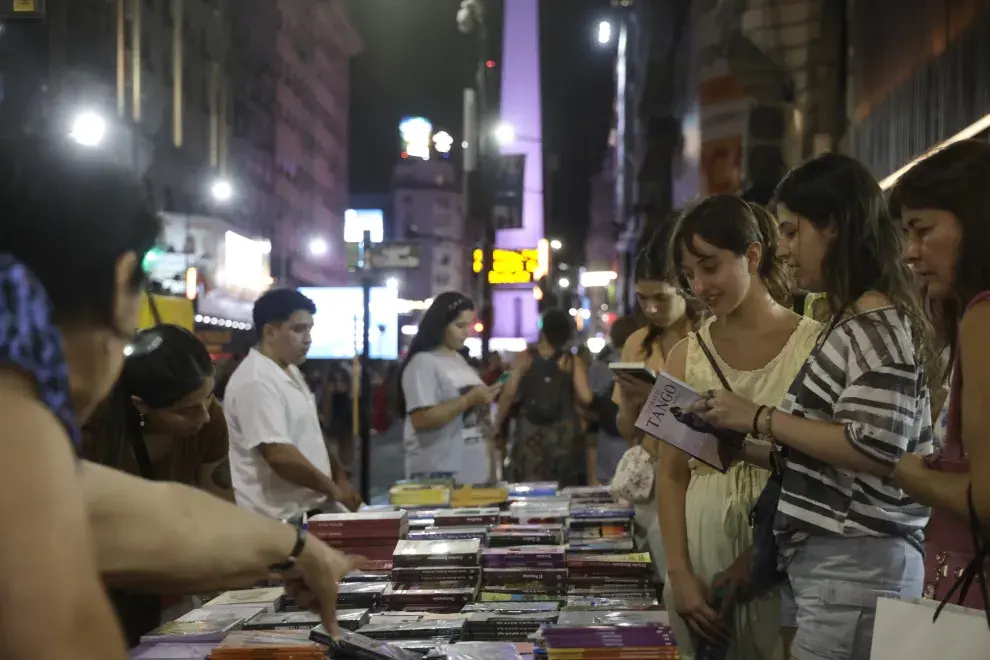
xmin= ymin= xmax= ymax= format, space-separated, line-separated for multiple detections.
xmin=139 ymin=413 xmax=146 ymax=428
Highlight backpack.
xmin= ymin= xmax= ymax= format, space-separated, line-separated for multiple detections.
xmin=518 ymin=348 xmax=571 ymax=426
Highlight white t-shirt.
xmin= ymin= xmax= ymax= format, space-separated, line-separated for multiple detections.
xmin=223 ymin=349 xmax=332 ymax=520
xmin=401 ymin=350 xmax=490 ymax=485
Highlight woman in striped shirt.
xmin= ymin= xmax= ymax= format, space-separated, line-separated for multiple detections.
xmin=687 ymin=153 xmax=934 ymax=660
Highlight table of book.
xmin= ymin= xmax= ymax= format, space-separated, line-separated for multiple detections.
xmin=133 ymin=481 xmax=679 ymax=660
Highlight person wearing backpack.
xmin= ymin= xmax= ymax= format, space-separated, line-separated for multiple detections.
xmin=494 ymin=309 xmax=594 ymax=487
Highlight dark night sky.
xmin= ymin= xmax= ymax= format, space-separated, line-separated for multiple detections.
xmin=347 ymin=0 xmax=615 ymax=262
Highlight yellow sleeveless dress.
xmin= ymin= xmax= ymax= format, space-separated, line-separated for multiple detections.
xmin=663 ymin=316 xmax=821 ymax=660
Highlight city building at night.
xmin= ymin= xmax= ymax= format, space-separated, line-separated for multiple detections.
xmin=494 ymin=0 xmax=544 ymax=343
xmin=391 ymin=156 xmax=469 ymax=304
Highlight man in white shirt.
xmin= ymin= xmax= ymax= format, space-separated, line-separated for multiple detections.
xmin=224 ymin=289 xmax=358 ymax=520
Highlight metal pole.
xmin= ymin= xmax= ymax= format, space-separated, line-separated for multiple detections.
xmin=615 ymin=13 xmax=632 ymax=315
xmin=358 ymin=229 xmax=373 ymax=503
xmin=477 ymin=15 xmax=493 ymax=364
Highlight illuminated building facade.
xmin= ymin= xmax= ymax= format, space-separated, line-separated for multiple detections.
xmin=494 ymin=0 xmax=544 ymax=342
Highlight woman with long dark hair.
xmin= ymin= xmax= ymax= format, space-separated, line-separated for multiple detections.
xmin=82 ymin=324 xmax=230 ymax=646
xmin=888 ymin=139 xmax=990 ymax=610
xmin=612 ymin=221 xmax=696 ymax=578
xmin=399 ymin=291 xmax=501 ymax=484
xmin=687 ymin=153 xmax=933 ymax=660
xmin=658 ymin=196 xmax=820 ymax=659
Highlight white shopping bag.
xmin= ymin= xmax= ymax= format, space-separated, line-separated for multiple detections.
xmin=870 ymin=597 xmax=990 ymax=660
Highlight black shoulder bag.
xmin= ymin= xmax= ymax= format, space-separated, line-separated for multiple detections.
xmin=746 ymin=316 xmax=841 ymax=589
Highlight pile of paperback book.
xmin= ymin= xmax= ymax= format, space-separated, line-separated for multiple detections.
xmin=132 ymin=480 xmax=687 ymax=660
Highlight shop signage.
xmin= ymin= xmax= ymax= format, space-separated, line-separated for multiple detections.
xmin=151 ymin=213 xmax=272 ymax=324
xmin=473 ymin=247 xmax=541 ymax=285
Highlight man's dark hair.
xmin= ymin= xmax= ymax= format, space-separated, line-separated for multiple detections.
xmin=540 ymin=309 xmax=574 ymax=349
xmin=252 ymin=289 xmax=317 ymax=336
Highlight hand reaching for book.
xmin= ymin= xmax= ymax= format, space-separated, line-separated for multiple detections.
xmin=281 ymin=535 xmax=368 ymax=638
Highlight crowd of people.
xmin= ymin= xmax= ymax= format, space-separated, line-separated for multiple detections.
xmin=2 ymin=133 xmax=990 ymax=659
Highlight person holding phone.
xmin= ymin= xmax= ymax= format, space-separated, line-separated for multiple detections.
xmin=658 ymin=196 xmax=820 ymax=660
xmin=398 ymin=292 xmax=501 ymax=485
xmin=612 ymin=222 xmax=696 ymax=577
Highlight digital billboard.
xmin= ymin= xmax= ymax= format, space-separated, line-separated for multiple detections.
xmin=298 ymin=286 xmax=399 ymax=360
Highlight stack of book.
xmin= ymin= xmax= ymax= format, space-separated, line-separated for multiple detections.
xmin=451 ymin=485 xmax=509 ymax=508
xmin=479 ymin=546 xmax=567 ymax=603
xmin=566 ymin=553 xmax=658 ymax=602
xmin=341 ymin=559 xmax=395 ymax=586
xmin=386 ymin=539 xmax=483 ymax=612
xmin=540 ymin=623 xmax=679 ymax=660
xmin=409 ymin=524 xmax=490 ymax=544
xmin=307 ymin=510 xmax=408 ymax=562
xmin=433 ymin=641 xmax=537 ymax=659
xmin=506 ymin=482 xmax=559 ymax=500
xmin=338 ymin=582 xmax=390 ymax=610
xmin=316 ymin=629 xmax=424 ymax=659
xmin=348 ymin=618 xmax=468 ymax=654
xmin=561 ymin=486 xmax=614 ymax=504
xmin=390 ymin=477 xmax=455 ymax=509
xmin=202 ymin=587 xmax=285 ymax=613
xmin=208 ymin=630 xmax=324 ymax=659
xmin=432 ymin=507 xmax=501 ymax=528
xmin=462 ymin=610 xmax=559 ymax=643
xmin=567 ymin=503 xmax=635 ymax=554
xmin=487 ymin=524 xmax=565 ymax=548
xmin=501 ymin=499 xmax=570 ymax=526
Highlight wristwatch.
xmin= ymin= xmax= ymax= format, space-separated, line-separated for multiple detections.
xmin=269 ymin=523 xmax=307 ymax=572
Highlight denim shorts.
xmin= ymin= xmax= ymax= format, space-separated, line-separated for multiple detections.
xmin=781 ymin=535 xmax=924 ymax=660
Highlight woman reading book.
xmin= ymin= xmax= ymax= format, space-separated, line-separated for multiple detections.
xmin=612 ymin=222 xmax=694 ymax=578
xmin=657 ymin=196 xmax=820 ymax=660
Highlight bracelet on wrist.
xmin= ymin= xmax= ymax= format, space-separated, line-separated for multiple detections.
xmin=764 ymin=406 xmax=776 ymax=438
xmin=269 ymin=523 xmax=307 ymax=572
xmin=752 ymin=405 xmax=768 ymax=437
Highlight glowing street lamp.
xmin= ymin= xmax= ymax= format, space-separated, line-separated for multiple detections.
xmin=210 ymin=178 xmax=234 ymax=203
xmin=69 ymin=111 xmax=107 ymax=147
xmin=550 ymin=239 xmax=563 ymax=251
xmin=494 ymin=122 xmax=516 ymax=146
xmin=308 ymin=237 xmax=329 ymax=257
xmin=597 ymin=21 xmax=612 ymax=45
xmin=559 ymin=277 xmax=571 ymax=289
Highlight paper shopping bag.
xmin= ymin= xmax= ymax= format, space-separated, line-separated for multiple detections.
xmin=870 ymin=597 xmax=989 ymax=660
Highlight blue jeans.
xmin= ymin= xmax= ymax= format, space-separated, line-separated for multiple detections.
xmin=781 ymin=535 xmax=924 ymax=660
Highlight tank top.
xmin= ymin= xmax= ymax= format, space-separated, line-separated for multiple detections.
xmin=683 ymin=315 xmax=822 ymax=471
xmin=924 ymin=291 xmax=990 ymax=609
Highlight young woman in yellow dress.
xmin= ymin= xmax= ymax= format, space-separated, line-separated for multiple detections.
xmin=657 ymin=196 xmax=821 ymax=660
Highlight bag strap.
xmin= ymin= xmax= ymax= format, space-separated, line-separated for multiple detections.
xmin=695 ymin=334 xmax=732 ymax=392
xmin=933 ymin=485 xmax=990 ymax=628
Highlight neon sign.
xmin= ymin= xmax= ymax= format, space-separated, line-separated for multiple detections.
xmin=473 ymin=247 xmax=545 ymax=285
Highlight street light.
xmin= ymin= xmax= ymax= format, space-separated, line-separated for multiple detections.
xmin=308 ymin=237 xmax=329 ymax=257
xmin=69 ymin=111 xmax=107 ymax=147
xmin=210 ymin=178 xmax=234 ymax=203
xmin=550 ymin=239 xmax=563 ymax=251
xmin=559 ymin=277 xmax=571 ymax=289
xmin=494 ymin=122 xmax=516 ymax=146
xmin=597 ymin=20 xmax=612 ymax=44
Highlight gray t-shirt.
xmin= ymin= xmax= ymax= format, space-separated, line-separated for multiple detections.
xmin=401 ymin=349 xmax=490 ymax=485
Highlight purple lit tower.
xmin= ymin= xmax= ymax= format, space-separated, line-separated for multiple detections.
xmin=493 ymin=0 xmax=544 ymax=342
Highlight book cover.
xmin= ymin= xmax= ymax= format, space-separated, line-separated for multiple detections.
xmin=633 ymin=372 xmax=733 ymax=472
